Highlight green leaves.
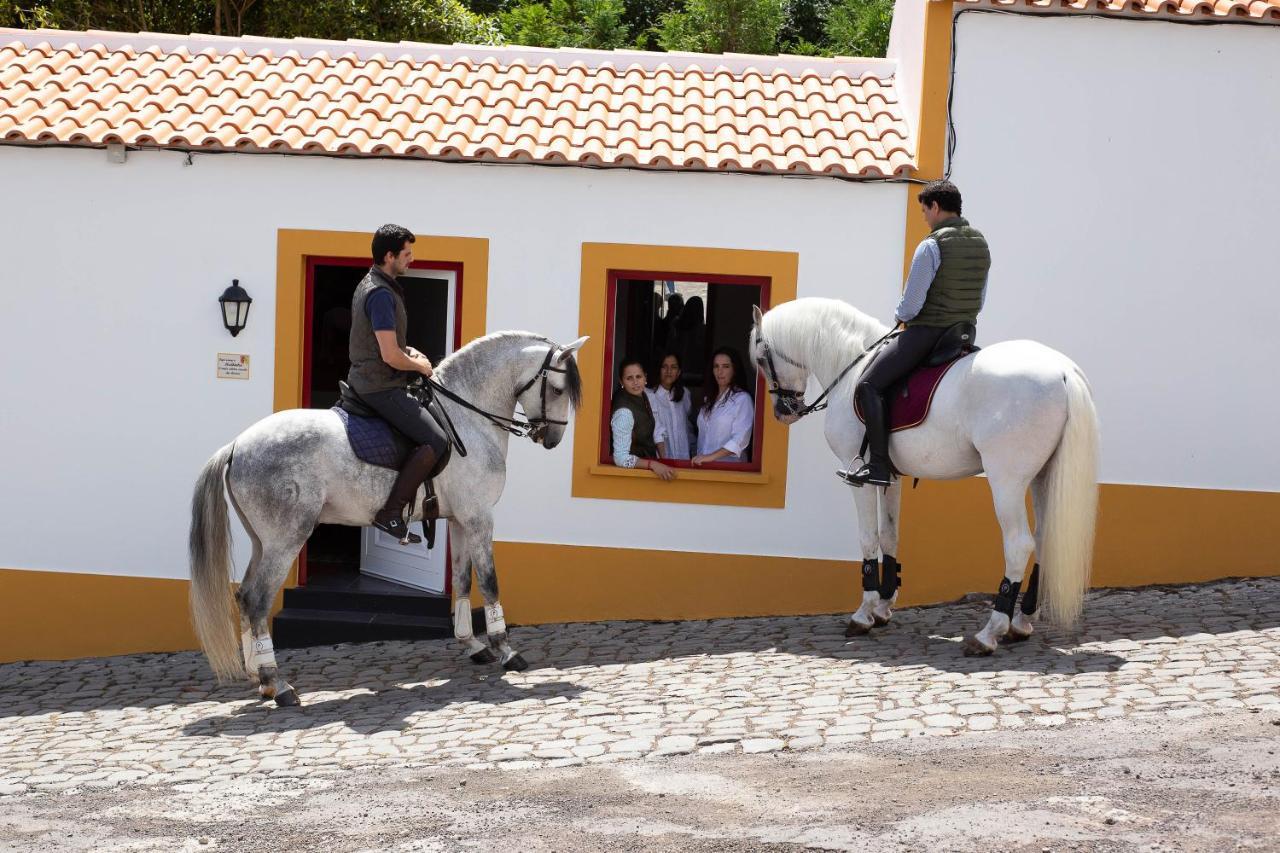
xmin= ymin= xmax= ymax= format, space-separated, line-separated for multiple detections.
xmin=501 ymin=0 xmax=627 ymax=49
xmin=5 ymin=0 xmax=895 ymax=58
xmin=656 ymin=0 xmax=787 ymax=55
xmin=823 ymin=0 xmax=893 ymax=57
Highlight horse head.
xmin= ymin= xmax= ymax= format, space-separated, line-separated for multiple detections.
xmin=750 ymin=305 xmax=809 ymax=425
xmin=516 ymin=335 xmax=588 ymax=449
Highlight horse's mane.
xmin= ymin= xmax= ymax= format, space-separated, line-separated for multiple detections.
xmin=438 ymin=330 xmax=582 ymax=407
xmin=763 ymin=298 xmax=887 ymax=384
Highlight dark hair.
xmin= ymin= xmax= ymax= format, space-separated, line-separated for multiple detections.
xmin=612 ymin=356 xmax=648 ymax=414
xmin=657 ymin=352 xmax=685 ymax=403
xmin=701 ymin=346 xmax=751 ymax=414
xmin=616 ymin=356 xmax=645 ymax=382
xmin=917 ymin=180 xmax=962 ymax=215
xmin=372 ymin=224 xmax=415 ymax=265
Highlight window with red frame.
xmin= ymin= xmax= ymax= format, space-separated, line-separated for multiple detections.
xmin=601 ymin=271 xmax=769 ymax=472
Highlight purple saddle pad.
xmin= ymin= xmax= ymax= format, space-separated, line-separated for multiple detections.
xmin=332 ymin=406 xmax=412 ymax=470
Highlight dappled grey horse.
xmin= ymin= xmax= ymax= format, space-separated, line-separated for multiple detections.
xmin=189 ymin=331 xmax=588 ymax=705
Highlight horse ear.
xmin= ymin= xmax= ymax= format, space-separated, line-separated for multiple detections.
xmin=557 ymin=336 xmax=590 ymax=362
xmin=752 ymin=305 xmax=765 ymax=329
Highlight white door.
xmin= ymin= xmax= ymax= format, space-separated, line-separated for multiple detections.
xmin=359 ymin=269 xmax=457 ymax=593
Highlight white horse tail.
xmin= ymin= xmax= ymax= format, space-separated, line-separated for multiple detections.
xmin=1039 ymin=367 xmax=1101 ymax=628
xmin=188 ymin=442 xmax=245 ymax=681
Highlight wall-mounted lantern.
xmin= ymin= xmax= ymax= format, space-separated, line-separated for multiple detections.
xmin=218 ymin=280 xmax=252 ymax=337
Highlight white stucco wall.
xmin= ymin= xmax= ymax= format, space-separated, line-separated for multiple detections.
xmin=0 ymin=147 xmax=906 ymax=580
xmin=946 ymin=11 xmax=1280 ymax=492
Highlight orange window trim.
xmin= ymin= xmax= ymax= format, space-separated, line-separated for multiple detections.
xmin=572 ymin=242 xmax=798 ymax=508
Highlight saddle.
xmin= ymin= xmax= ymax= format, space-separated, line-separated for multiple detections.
xmin=334 ymin=380 xmax=452 ymax=548
xmin=855 ymin=322 xmax=979 ymax=433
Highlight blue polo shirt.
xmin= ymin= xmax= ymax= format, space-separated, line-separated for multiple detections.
xmin=365 ymin=289 xmax=397 ymax=332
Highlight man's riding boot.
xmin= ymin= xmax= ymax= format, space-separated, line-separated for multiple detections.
xmin=373 ymin=444 xmax=438 ymax=545
xmin=837 ymin=383 xmax=892 ymax=488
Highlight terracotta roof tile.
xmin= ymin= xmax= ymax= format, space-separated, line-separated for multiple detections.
xmin=946 ymin=0 xmax=1280 ymax=20
xmin=0 ymin=28 xmax=912 ymax=178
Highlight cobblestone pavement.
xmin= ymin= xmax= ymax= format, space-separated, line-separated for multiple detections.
xmin=0 ymin=578 xmax=1277 ymax=801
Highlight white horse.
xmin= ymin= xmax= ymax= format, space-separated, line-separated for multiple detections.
xmin=750 ymin=299 xmax=1099 ymax=654
xmin=189 ymin=331 xmax=588 ymax=705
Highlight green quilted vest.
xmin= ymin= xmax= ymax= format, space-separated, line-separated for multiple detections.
xmin=913 ymin=216 xmax=990 ymax=328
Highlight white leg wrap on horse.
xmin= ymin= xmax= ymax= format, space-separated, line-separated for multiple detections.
xmin=484 ymin=602 xmax=507 ymax=635
xmin=241 ymin=628 xmax=255 ymax=676
xmin=250 ymin=634 xmax=277 ymax=671
xmin=975 ymin=612 xmax=1010 ymax=650
xmin=851 ymin=591 xmax=879 ymax=628
xmin=453 ymin=599 xmax=474 ymax=640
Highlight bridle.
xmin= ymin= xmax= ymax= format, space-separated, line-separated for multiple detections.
xmin=756 ymin=332 xmax=814 ymax=419
xmin=755 ymin=326 xmax=897 ymax=421
xmin=422 ymin=343 xmax=571 ymax=445
xmin=511 ymin=345 xmax=572 ymax=442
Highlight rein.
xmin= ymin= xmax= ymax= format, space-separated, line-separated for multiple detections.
xmin=419 ymin=345 xmax=570 ymax=444
xmin=757 ymin=327 xmax=898 ymax=420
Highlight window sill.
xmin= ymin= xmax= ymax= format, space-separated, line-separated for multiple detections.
xmin=588 ymin=464 xmax=771 ymax=485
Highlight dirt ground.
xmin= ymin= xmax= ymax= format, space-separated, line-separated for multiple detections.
xmin=2 ymin=708 xmax=1277 ymax=852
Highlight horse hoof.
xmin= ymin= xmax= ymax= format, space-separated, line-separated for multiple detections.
xmin=872 ymin=612 xmax=891 ymax=627
xmin=845 ymin=619 xmax=872 ymax=637
xmin=503 ymin=653 xmax=529 ymax=672
xmin=1002 ymin=628 xmax=1032 ymax=644
xmin=470 ymin=648 xmax=498 ymax=665
xmin=962 ymin=635 xmax=996 ymax=657
xmin=274 ymin=689 xmax=301 ymax=707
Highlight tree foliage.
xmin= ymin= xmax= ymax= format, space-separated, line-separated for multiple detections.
xmin=4 ymin=0 xmax=895 ymax=57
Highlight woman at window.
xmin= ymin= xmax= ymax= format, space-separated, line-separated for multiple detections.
xmin=611 ymin=358 xmax=677 ymax=480
xmin=693 ymin=347 xmax=754 ymax=466
xmin=651 ymin=352 xmax=694 ymax=460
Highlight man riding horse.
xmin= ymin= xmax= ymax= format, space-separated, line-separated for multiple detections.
xmin=348 ymin=224 xmax=451 ymax=544
xmin=838 ymin=180 xmax=991 ymax=488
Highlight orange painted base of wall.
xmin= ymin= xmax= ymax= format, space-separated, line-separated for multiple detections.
xmin=4 ymin=481 xmax=1275 ymax=661
xmin=487 ymin=542 xmax=860 ymax=624
xmin=900 ymin=479 xmax=1280 ymax=606
xmin=0 ymin=569 xmax=197 ymax=663
xmin=0 ymin=570 xmax=288 ymax=664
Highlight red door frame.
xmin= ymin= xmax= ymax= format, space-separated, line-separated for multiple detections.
xmin=599 ymin=270 xmax=771 ymax=473
xmin=299 ymin=256 xmax=464 ymax=590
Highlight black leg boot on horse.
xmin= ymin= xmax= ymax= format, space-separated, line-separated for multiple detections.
xmin=373 ymin=444 xmax=439 ymax=545
xmin=839 ymin=382 xmax=892 ymax=488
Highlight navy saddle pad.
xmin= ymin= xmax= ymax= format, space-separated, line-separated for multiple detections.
xmin=332 ymin=406 xmax=414 ymax=470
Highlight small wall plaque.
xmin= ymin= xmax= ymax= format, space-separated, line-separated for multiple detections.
xmin=217 ymin=353 xmax=251 ymax=380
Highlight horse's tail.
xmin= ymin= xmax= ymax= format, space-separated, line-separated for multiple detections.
xmin=1038 ymin=366 xmax=1100 ymax=629
xmin=188 ymin=442 xmax=245 ymax=682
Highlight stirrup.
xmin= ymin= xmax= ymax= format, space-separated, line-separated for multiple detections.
xmin=837 ymin=461 xmax=891 ymax=488
xmin=373 ymin=515 xmax=421 ymax=546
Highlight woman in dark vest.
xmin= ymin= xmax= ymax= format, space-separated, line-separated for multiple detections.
xmin=610 ymin=357 xmax=677 ymax=481
xmin=348 ymin=224 xmax=451 ymax=543
xmin=839 ymin=180 xmax=991 ymax=488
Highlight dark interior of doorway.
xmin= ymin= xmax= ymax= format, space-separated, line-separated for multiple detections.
xmin=302 ymin=262 xmax=448 ymax=585
xmin=274 ymin=261 xmax=461 ymax=650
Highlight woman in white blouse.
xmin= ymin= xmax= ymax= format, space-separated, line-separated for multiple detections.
xmin=610 ymin=358 xmax=677 ymax=480
xmin=693 ymin=347 xmax=755 ymax=466
xmin=650 ymin=353 xmax=694 ymax=460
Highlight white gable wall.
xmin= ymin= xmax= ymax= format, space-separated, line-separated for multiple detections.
xmin=946 ymin=11 xmax=1280 ymax=492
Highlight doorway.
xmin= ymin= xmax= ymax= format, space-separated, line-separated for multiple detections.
xmin=301 ymin=257 xmax=461 ymax=593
